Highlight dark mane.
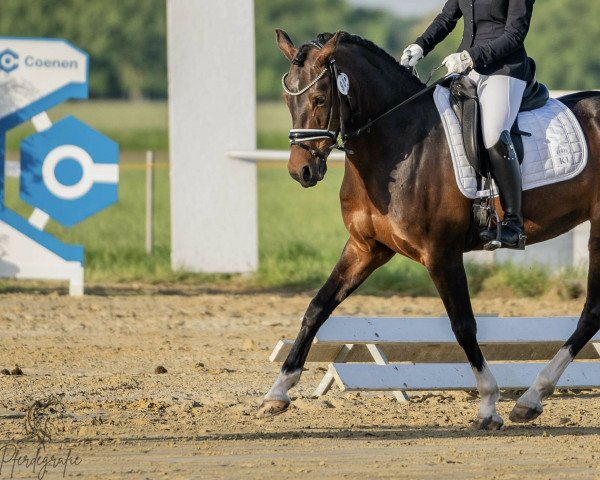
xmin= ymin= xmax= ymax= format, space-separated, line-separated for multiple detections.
xmin=292 ymin=31 xmax=424 ymax=88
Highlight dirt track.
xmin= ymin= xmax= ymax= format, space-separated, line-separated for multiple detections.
xmin=0 ymin=288 xmax=599 ymax=479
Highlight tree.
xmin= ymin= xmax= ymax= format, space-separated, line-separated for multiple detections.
xmin=0 ymin=0 xmax=167 ymax=99
xmin=255 ymin=0 xmax=413 ymax=100
xmin=525 ymin=0 xmax=600 ymax=90
xmin=1 ymin=0 xmax=596 ymax=99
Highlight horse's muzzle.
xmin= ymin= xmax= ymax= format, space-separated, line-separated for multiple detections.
xmin=290 ymin=159 xmax=327 ymax=188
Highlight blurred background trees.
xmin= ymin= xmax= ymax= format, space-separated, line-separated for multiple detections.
xmin=254 ymin=0 xmax=413 ymax=100
xmin=0 ymin=0 xmax=599 ymax=99
xmin=0 ymin=0 xmax=167 ymax=99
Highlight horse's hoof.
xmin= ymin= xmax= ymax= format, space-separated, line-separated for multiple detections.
xmin=471 ymin=414 xmax=504 ymax=431
xmin=255 ymin=399 xmax=290 ymax=418
xmin=509 ymin=403 xmax=543 ymax=423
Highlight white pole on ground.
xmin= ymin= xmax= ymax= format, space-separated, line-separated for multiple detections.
xmin=167 ymin=0 xmax=257 ymax=273
xmin=146 ymin=150 xmax=154 ymax=255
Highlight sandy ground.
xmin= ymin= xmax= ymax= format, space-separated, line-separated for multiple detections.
xmin=0 ymin=287 xmax=599 ymax=479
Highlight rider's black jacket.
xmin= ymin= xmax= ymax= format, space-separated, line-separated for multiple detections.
xmin=414 ymin=0 xmax=535 ymax=82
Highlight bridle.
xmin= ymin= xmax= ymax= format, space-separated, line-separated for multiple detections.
xmin=282 ymin=40 xmax=448 ymax=165
xmin=282 ymin=44 xmax=347 ymax=163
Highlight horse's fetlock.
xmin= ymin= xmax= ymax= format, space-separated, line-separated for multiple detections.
xmin=538 ymin=382 xmax=555 ymax=399
xmin=483 ymin=383 xmax=500 ymax=398
xmin=536 ymin=372 xmax=552 ymax=389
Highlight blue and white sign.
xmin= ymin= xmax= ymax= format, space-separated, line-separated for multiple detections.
xmin=0 ymin=38 xmax=119 ymax=295
xmin=20 ymin=116 xmax=119 ymax=227
xmin=0 ymin=38 xmax=88 ymax=130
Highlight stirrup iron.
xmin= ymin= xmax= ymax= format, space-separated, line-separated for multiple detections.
xmin=483 ymin=211 xmax=502 ymax=251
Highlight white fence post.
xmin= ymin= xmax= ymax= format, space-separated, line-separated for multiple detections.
xmin=145 ymin=150 xmax=154 ymax=255
xmin=167 ymin=0 xmax=257 ymax=273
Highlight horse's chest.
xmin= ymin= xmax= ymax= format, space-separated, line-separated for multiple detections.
xmin=341 ymin=202 xmax=423 ymax=261
xmin=340 ymin=166 xmax=424 ymax=258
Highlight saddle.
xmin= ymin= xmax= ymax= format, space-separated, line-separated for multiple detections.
xmin=449 ymin=74 xmax=550 ymax=178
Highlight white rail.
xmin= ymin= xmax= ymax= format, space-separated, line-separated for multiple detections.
xmin=270 ymin=316 xmax=600 ymax=399
xmin=228 ymin=150 xmax=345 ymax=163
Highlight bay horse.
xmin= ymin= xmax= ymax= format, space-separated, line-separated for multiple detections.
xmin=258 ymin=30 xmax=600 ymax=430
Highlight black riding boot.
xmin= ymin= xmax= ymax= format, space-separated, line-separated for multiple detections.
xmin=480 ymin=131 xmax=526 ymax=250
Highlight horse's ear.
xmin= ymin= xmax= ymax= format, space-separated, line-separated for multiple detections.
xmin=315 ymin=31 xmax=342 ymax=67
xmin=276 ymin=29 xmax=297 ymax=63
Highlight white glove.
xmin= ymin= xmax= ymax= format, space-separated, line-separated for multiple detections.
xmin=442 ymin=51 xmax=474 ymax=75
xmin=400 ymin=44 xmax=424 ymax=68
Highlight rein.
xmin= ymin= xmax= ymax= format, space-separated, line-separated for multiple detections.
xmin=345 ymin=75 xmax=447 ymax=142
xmin=282 ymin=45 xmax=448 ymax=162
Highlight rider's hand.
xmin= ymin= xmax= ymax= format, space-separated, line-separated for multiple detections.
xmin=443 ymin=51 xmax=474 ymax=75
xmin=400 ymin=44 xmax=424 ymax=68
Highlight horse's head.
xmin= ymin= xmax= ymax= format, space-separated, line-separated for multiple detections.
xmin=276 ymin=30 xmax=342 ymax=188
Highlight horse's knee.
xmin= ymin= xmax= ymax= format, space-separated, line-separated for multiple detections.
xmin=300 ymin=314 xmax=319 ymax=330
xmin=303 ymin=293 xmax=336 ymax=328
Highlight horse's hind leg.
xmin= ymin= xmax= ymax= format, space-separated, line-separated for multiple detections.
xmin=257 ymin=239 xmax=393 ymax=417
xmin=510 ymin=233 xmax=600 ymax=423
xmin=428 ymin=251 xmax=503 ymax=430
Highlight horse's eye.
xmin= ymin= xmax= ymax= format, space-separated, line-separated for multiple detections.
xmin=315 ymin=96 xmax=326 ymax=106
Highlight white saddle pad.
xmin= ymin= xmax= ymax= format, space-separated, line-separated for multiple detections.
xmin=433 ymin=86 xmax=588 ymax=199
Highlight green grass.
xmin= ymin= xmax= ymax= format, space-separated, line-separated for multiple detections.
xmin=4 ymin=151 xmax=176 ymax=282
xmin=0 ymin=100 xmax=582 ymax=297
xmin=257 ymin=101 xmax=293 ymax=149
xmin=4 ymin=99 xmax=288 ymax=151
xmin=257 ymin=101 xmax=291 ymax=133
xmin=6 ymin=100 xmax=169 ymax=152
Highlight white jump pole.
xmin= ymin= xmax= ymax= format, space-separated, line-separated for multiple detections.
xmin=167 ymin=0 xmax=258 ymax=273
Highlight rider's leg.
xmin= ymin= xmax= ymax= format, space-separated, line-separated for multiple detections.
xmin=473 ymin=73 xmax=527 ymax=247
xmin=484 ymin=132 xmax=526 ymax=247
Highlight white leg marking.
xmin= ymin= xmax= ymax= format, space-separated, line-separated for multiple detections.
xmin=473 ymin=362 xmax=502 ymax=420
xmin=264 ymin=370 xmax=302 ymax=403
xmin=517 ymin=347 xmax=573 ymax=408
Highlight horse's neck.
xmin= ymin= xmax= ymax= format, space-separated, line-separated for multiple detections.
xmin=340 ymin=48 xmax=439 ymax=197
xmin=341 ymin=46 xmax=429 ymax=160
xmin=342 ymin=46 xmax=424 ymax=121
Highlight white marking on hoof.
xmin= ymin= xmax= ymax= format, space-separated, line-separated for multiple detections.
xmin=512 ymin=347 xmax=573 ymax=422
xmin=262 ymin=370 xmax=301 ymax=404
xmin=256 ymin=399 xmax=290 ymax=418
xmin=509 ymin=403 xmax=543 ymax=423
xmin=472 ymin=413 xmax=504 ymax=431
xmin=473 ymin=362 xmax=501 ymax=420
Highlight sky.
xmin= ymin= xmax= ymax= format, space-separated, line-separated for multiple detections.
xmin=348 ymin=0 xmax=445 ymax=17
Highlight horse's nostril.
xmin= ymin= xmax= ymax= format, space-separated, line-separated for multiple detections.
xmin=301 ymin=165 xmax=312 ymax=183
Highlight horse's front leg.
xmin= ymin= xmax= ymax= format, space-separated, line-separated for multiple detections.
xmin=257 ymin=238 xmax=393 ymax=417
xmin=427 ymin=251 xmax=504 ymax=430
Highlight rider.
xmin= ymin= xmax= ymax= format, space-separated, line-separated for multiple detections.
xmin=401 ymin=0 xmax=536 ymax=249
